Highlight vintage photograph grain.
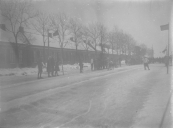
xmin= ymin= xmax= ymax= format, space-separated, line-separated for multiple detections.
xmin=0 ymin=0 xmax=172 ymax=128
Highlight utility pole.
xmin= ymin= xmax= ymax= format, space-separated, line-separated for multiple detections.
xmin=160 ymin=23 xmax=169 ymax=74
xmin=48 ymin=29 xmax=50 ymax=57
xmin=167 ymin=28 xmax=169 ymax=74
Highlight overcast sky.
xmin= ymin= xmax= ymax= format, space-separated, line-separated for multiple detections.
xmin=0 ymin=0 xmax=172 ymax=57
xmin=35 ymin=0 xmax=172 ymax=57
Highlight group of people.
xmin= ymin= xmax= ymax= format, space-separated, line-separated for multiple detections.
xmin=37 ymin=53 xmax=152 ymax=79
xmin=37 ymin=55 xmax=60 ymax=79
xmin=47 ymin=56 xmax=60 ymax=77
xmin=90 ymin=57 xmax=118 ymax=71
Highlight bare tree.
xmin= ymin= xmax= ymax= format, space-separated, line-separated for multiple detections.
xmin=140 ymin=43 xmax=147 ymax=56
xmin=0 ymin=0 xmax=38 ymax=66
xmin=18 ymin=32 xmax=36 ymax=45
xmin=125 ymin=34 xmax=136 ymax=56
xmin=30 ymin=11 xmax=50 ymax=62
xmin=107 ymin=32 xmax=116 ymax=55
xmin=81 ymin=27 xmax=90 ymax=50
xmin=81 ymin=26 xmax=92 ymax=62
xmin=49 ymin=13 xmax=69 ymax=75
xmin=111 ymin=27 xmax=123 ymax=55
xmin=69 ymin=18 xmax=83 ymax=63
xmin=97 ymin=23 xmax=107 ymax=53
xmin=87 ymin=23 xmax=100 ymax=54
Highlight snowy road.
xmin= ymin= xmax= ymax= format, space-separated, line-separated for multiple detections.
xmin=0 ymin=64 xmax=172 ymax=128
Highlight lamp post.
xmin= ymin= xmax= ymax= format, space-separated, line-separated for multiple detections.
xmin=70 ymin=37 xmax=78 ymax=63
xmin=160 ymin=23 xmax=169 ymax=74
xmin=83 ymin=39 xmax=89 ymax=62
xmin=47 ymin=29 xmax=50 ymax=57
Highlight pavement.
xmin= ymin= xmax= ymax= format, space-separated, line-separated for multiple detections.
xmin=0 ymin=64 xmax=172 ymax=128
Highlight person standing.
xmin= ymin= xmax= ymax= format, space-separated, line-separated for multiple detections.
xmin=55 ymin=59 xmax=60 ymax=76
xmin=79 ymin=60 xmax=83 ymax=73
xmin=37 ymin=55 xmax=43 ymax=79
xmin=143 ymin=56 xmax=150 ymax=70
xmin=47 ymin=56 xmax=52 ymax=77
xmin=107 ymin=57 xmax=110 ymax=70
xmin=119 ymin=57 xmax=122 ymax=67
xmin=91 ymin=58 xmax=94 ymax=71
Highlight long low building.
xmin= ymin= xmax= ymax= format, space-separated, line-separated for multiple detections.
xmin=0 ymin=40 xmax=136 ymax=69
xmin=0 ymin=41 xmax=100 ymax=68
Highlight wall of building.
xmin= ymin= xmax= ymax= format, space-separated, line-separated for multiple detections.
xmin=0 ymin=42 xmax=98 ymax=68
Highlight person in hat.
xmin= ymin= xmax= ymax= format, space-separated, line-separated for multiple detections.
xmin=143 ymin=56 xmax=150 ymax=70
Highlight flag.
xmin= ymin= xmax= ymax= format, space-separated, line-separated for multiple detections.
xmin=88 ymin=41 xmax=96 ymax=51
xmin=0 ymin=24 xmax=6 ymax=31
xmin=160 ymin=24 xmax=169 ymax=31
xmin=162 ymin=47 xmax=167 ymax=53
xmin=53 ymin=30 xmax=59 ymax=36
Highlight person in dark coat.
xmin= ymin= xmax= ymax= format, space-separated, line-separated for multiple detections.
xmin=107 ymin=57 xmax=110 ymax=70
xmin=143 ymin=56 xmax=150 ymax=70
xmin=37 ymin=56 xmax=43 ymax=79
xmin=91 ymin=58 xmax=94 ymax=71
xmin=79 ymin=60 xmax=83 ymax=73
xmin=55 ymin=59 xmax=60 ymax=76
xmin=119 ymin=57 xmax=122 ymax=67
xmin=47 ymin=56 xmax=52 ymax=77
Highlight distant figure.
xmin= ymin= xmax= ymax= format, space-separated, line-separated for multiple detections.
xmin=91 ymin=58 xmax=94 ymax=71
xmin=119 ymin=57 xmax=121 ymax=67
xmin=37 ymin=56 xmax=43 ymax=79
xmin=55 ymin=59 xmax=60 ymax=76
xmin=109 ymin=61 xmax=113 ymax=70
xmin=107 ymin=57 xmax=110 ymax=70
xmin=125 ymin=59 xmax=128 ymax=65
xmin=143 ymin=56 xmax=150 ymax=70
xmin=79 ymin=60 xmax=83 ymax=73
xmin=47 ymin=56 xmax=52 ymax=77
xmin=93 ymin=58 xmax=97 ymax=70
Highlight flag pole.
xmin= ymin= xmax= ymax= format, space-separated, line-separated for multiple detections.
xmin=167 ymin=28 xmax=169 ymax=74
xmin=48 ymin=29 xmax=50 ymax=57
xmin=160 ymin=23 xmax=169 ymax=74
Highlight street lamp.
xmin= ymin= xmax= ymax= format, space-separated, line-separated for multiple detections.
xmin=160 ymin=23 xmax=169 ymax=74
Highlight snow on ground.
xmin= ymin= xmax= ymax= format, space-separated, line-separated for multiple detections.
xmin=0 ymin=63 xmax=91 ymax=76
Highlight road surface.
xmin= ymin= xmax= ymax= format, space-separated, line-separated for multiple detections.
xmin=0 ymin=64 xmax=172 ymax=128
